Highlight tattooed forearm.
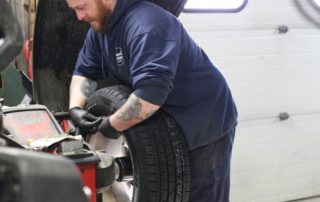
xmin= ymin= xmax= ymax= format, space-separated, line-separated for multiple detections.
xmin=117 ymin=96 xmax=143 ymax=121
xmin=80 ymin=78 xmax=97 ymax=98
xmin=69 ymin=76 xmax=96 ymax=108
xmin=145 ymin=110 xmax=156 ymax=119
xmin=110 ymin=93 xmax=160 ymax=131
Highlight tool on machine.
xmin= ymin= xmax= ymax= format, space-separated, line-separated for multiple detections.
xmin=0 ymin=103 xmax=134 ymax=202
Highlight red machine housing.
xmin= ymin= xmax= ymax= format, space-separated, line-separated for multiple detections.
xmin=1 ymin=105 xmax=100 ymax=202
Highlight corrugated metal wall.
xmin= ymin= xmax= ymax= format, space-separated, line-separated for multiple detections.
xmin=179 ymin=0 xmax=320 ymax=201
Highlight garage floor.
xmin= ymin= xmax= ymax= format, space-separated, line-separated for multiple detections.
xmin=103 ymin=190 xmax=117 ymax=202
xmin=102 ymin=195 xmax=320 ymax=202
xmin=289 ymin=197 xmax=320 ymax=202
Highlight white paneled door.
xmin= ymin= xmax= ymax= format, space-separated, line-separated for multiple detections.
xmin=180 ymin=0 xmax=320 ymax=201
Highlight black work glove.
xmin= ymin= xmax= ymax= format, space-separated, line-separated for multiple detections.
xmin=69 ymin=107 xmax=102 ymax=134
xmin=98 ymin=116 xmax=121 ymax=139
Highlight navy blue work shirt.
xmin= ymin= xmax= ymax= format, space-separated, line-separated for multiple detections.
xmin=74 ymin=0 xmax=238 ymax=150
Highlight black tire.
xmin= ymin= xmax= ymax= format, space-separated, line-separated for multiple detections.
xmin=85 ymin=85 xmax=190 ymax=202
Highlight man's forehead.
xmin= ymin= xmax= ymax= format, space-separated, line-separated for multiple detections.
xmin=67 ymin=0 xmax=88 ymax=8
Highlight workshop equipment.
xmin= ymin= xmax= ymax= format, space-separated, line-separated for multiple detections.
xmin=0 ymin=104 xmax=126 ymax=202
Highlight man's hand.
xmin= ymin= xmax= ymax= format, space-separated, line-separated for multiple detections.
xmin=69 ymin=107 xmax=102 ymax=134
xmin=98 ymin=116 xmax=121 ymax=139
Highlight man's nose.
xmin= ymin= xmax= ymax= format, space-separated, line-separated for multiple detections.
xmin=76 ymin=10 xmax=86 ymax=21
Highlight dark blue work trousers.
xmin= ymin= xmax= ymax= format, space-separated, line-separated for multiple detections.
xmin=188 ymin=128 xmax=236 ymax=202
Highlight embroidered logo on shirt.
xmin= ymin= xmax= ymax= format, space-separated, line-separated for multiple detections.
xmin=115 ymin=47 xmax=124 ymax=67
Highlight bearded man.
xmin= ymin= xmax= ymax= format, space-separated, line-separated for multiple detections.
xmin=67 ymin=0 xmax=238 ymax=201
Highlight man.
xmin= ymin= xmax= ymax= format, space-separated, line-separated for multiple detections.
xmin=67 ymin=0 xmax=238 ymax=201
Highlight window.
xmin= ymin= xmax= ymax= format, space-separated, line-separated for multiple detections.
xmin=184 ymin=0 xmax=247 ymax=13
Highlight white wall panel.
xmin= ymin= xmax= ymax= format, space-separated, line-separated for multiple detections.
xmin=180 ymin=1 xmax=320 ymax=121
xmin=231 ymin=114 xmax=320 ymax=201
xmin=179 ymin=0 xmax=320 ymax=201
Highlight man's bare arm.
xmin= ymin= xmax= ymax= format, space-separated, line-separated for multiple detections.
xmin=109 ymin=94 xmax=160 ymax=132
xmin=69 ymin=75 xmax=97 ymax=109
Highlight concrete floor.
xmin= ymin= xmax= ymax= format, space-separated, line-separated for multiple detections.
xmin=102 ymin=195 xmax=320 ymax=202
xmin=285 ymin=196 xmax=320 ymax=202
xmin=294 ymin=198 xmax=320 ymax=202
xmin=102 ymin=190 xmax=118 ymax=202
